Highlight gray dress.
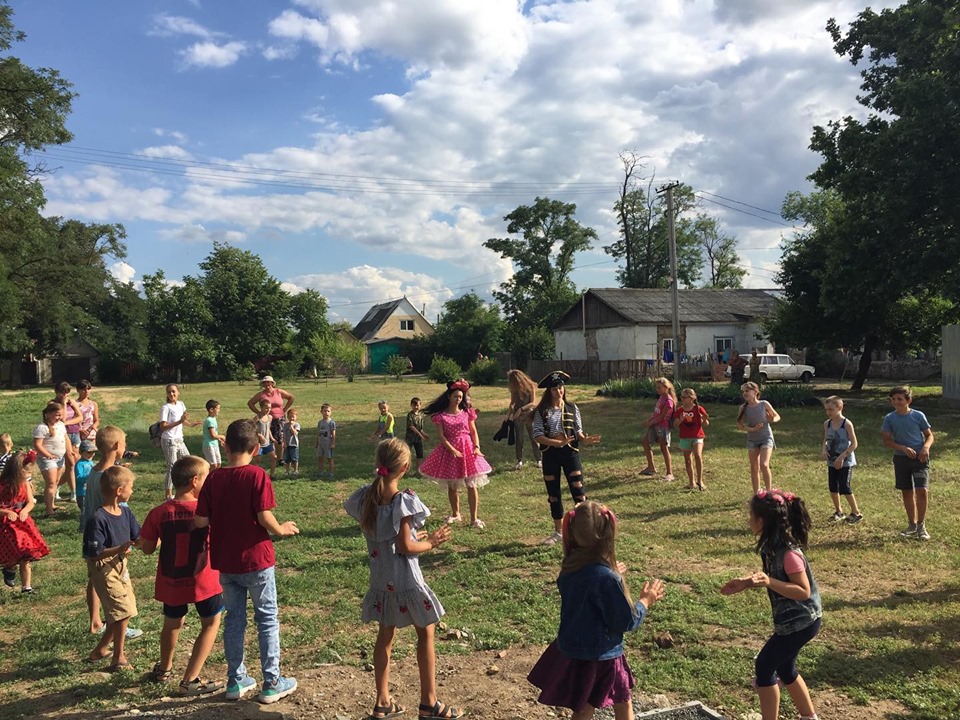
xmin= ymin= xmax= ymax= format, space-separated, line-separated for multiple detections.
xmin=344 ymin=486 xmax=444 ymax=628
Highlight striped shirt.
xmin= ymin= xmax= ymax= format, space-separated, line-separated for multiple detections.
xmin=532 ymin=403 xmax=582 ymax=441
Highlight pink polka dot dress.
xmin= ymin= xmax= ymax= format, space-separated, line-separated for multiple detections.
xmin=0 ymin=485 xmax=50 ymax=568
xmin=419 ymin=408 xmax=491 ymax=489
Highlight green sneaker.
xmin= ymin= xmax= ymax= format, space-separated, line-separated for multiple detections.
xmin=258 ymin=676 xmax=297 ymax=704
xmin=225 ymin=675 xmax=257 ymax=700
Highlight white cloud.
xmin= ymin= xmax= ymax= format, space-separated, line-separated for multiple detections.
xmin=152 ymin=128 xmax=189 ymax=144
xmin=159 ymin=224 xmax=247 ymax=244
xmin=139 ymin=145 xmax=195 ymax=161
xmin=180 ymin=41 xmax=246 ymax=68
xmin=150 ymin=14 xmax=221 ymax=40
xmin=109 ymin=261 xmax=136 ymax=285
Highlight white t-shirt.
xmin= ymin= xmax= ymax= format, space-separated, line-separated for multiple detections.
xmin=160 ymin=401 xmax=187 ymax=441
xmin=34 ymin=421 xmax=67 ymax=457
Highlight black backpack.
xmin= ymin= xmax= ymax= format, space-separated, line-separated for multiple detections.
xmin=148 ymin=421 xmax=163 ymax=449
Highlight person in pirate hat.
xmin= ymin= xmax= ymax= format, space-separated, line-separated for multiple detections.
xmin=532 ymin=372 xmax=601 ymax=546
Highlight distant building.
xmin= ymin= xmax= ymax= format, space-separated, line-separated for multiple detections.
xmin=553 ymin=288 xmax=778 ymax=361
xmin=353 ymin=297 xmax=434 ymax=373
xmin=0 ymin=336 xmax=100 ymax=387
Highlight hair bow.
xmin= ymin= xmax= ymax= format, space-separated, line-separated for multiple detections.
xmin=376 ymin=465 xmax=390 ymax=478
xmin=449 ymin=380 xmax=470 ymax=393
xmin=756 ymin=488 xmax=786 ymax=505
xmin=22 ymin=449 xmax=37 ymax=465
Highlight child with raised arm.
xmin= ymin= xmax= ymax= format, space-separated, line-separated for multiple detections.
xmin=201 ymin=400 xmax=226 ymax=471
xmin=639 ymin=377 xmax=676 ymax=481
xmin=195 ymin=419 xmax=299 ymax=704
xmin=315 ymin=404 xmax=336 ymax=480
xmin=528 ymin=501 xmax=665 ymax=720
xmin=83 ymin=466 xmax=141 ymax=671
xmin=141 ymin=456 xmax=224 ymax=696
xmin=737 ymin=382 xmax=781 ymax=493
xmin=721 ymin=490 xmax=822 ymax=720
xmin=821 ymin=396 xmax=862 ymax=524
xmin=881 ymin=385 xmax=934 ymax=540
xmin=344 ymin=438 xmax=461 ymax=720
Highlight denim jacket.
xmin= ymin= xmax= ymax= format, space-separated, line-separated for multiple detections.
xmin=556 ymin=563 xmax=646 ymax=661
xmin=762 ymin=544 xmax=822 ymax=635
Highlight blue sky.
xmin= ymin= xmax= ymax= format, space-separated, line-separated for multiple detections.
xmin=12 ymin=0 xmax=898 ymax=325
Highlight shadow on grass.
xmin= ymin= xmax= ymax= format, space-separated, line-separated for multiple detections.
xmin=823 ymin=585 xmax=960 ymax=612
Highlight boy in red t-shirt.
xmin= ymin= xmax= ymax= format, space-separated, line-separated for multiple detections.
xmin=195 ymin=420 xmax=300 ymax=705
xmin=141 ymin=455 xmax=224 ymax=696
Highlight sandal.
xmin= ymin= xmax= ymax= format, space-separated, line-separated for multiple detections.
xmin=106 ymin=661 xmax=134 ymax=673
xmin=639 ymin=469 xmax=656 ymax=476
xmin=471 ymin=519 xmax=485 ymax=529
xmin=419 ymin=701 xmax=463 ymax=719
xmin=369 ymin=699 xmax=405 ymax=719
xmin=150 ymin=662 xmax=173 ymax=682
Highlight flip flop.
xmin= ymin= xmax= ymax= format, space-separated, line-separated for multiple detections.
xmin=639 ymin=469 xmax=656 ymax=476
xmin=369 ymin=699 xmax=405 ymax=719
xmin=106 ymin=661 xmax=135 ymax=673
xmin=84 ymin=654 xmax=110 ymax=665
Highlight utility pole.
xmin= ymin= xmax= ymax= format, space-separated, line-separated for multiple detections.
xmin=657 ymin=182 xmax=682 ymax=382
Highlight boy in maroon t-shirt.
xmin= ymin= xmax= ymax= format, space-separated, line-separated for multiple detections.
xmin=141 ymin=455 xmax=223 ymax=696
xmin=195 ymin=420 xmax=299 ymax=705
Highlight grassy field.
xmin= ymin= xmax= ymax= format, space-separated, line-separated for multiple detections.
xmin=0 ymin=377 xmax=958 ymax=719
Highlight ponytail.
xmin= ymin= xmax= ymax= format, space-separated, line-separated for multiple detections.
xmin=786 ymin=495 xmax=811 ymax=549
xmin=360 ymin=438 xmax=412 ymax=535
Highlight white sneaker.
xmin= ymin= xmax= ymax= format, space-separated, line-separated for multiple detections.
xmin=663 ymin=473 xmax=675 ymax=482
xmin=514 ymin=460 xmax=523 ymax=470
xmin=536 ymin=460 xmax=542 ymax=469
xmin=541 ymin=531 xmax=563 ymax=546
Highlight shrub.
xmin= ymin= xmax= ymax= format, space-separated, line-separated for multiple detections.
xmin=385 ymin=354 xmax=412 ymax=381
xmin=427 ymin=354 xmax=462 ymax=384
xmin=597 ymin=378 xmax=819 ymax=406
xmin=466 ymin=357 xmax=501 ymax=386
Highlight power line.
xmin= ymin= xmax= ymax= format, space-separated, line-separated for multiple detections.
xmin=697 ymin=190 xmax=783 ymax=217
xmin=695 ymin=194 xmax=799 ymax=228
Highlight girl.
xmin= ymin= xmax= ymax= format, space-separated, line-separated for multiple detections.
xmin=159 ymin=384 xmax=199 ymax=499
xmin=721 ymin=490 xmax=822 ymax=720
xmin=505 ymin=369 xmax=541 ymax=471
xmin=674 ymin=388 xmax=710 ymax=491
xmin=419 ymin=380 xmax=492 ymax=528
xmin=528 ymin=501 xmax=664 ymax=720
xmin=343 ymin=439 xmax=462 ymax=720
xmin=822 ymin=396 xmax=862 ymax=523
xmin=737 ymin=382 xmax=781 ymax=493
xmin=55 ymin=381 xmax=83 ymax=502
xmin=0 ymin=451 xmax=50 ymax=593
xmin=33 ymin=402 xmax=68 ymax=516
xmin=75 ymin=379 xmax=100 ymax=443
xmin=640 ymin=378 xmax=676 ymax=481
xmin=532 ymin=371 xmax=601 ymax=546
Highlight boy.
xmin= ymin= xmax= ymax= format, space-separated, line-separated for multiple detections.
xmin=405 ymin=397 xmax=428 ymax=474
xmin=83 ymin=466 xmax=141 ymax=671
xmin=369 ymin=400 xmax=394 ymax=442
xmin=822 ymin=396 xmax=862 ymax=524
xmin=881 ymin=386 xmax=934 ymax=540
xmin=315 ymin=404 xmax=336 ymax=480
xmin=195 ymin=419 xmax=299 ymax=704
xmin=81 ymin=426 xmax=143 ymax=639
xmin=255 ymin=400 xmax=278 ymax=478
xmin=75 ymin=440 xmax=96 ymax=512
xmin=282 ymin=409 xmax=300 ymax=477
xmin=202 ymin=400 xmax=226 ymax=470
xmin=141 ymin=456 xmax=224 ymax=696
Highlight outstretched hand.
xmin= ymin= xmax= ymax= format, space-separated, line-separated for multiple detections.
xmin=428 ymin=524 xmax=452 ymax=548
xmin=581 ymin=434 xmax=601 ymax=446
xmin=638 ymin=578 xmax=665 ymax=608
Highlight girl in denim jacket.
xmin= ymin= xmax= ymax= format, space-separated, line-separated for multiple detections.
xmin=721 ymin=490 xmax=822 ymax=720
xmin=528 ymin=501 xmax=664 ymax=720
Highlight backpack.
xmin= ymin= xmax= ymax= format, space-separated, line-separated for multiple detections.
xmin=148 ymin=421 xmax=163 ymax=449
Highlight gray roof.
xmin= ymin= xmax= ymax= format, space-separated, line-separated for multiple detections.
xmin=581 ymin=288 xmax=778 ymax=325
xmin=352 ymin=299 xmax=403 ymax=342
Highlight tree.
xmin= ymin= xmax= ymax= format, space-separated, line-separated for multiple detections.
xmin=772 ymin=2 xmax=960 ymax=388
xmin=484 ymin=197 xmax=596 ymax=361
xmin=143 ymin=272 xmax=216 ymax=379
xmin=431 ymin=292 xmax=503 ymax=368
xmin=287 ymin=289 xmax=331 ymax=374
xmin=695 ymin=215 xmax=746 ymax=288
xmin=88 ymin=279 xmax=150 ymax=379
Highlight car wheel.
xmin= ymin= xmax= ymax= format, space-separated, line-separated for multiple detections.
xmin=759 ymin=372 xmax=768 ymax=383
xmin=801 ymin=371 xmax=813 ymax=383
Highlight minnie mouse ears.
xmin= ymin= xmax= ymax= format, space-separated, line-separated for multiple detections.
xmin=448 ymin=379 xmax=470 ymax=392
xmin=538 ymin=371 xmax=571 ymax=389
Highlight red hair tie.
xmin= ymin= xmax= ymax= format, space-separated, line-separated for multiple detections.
xmin=23 ymin=449 xmax=37 ymax=465
xmin=376 ymin=465 xmax=390 ymax=477
xmin=450 ymin=380 xmax=470 ymax=393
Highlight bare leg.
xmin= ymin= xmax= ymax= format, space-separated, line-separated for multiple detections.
xmin=373 ymin=624 xmax=397 ymax=711
xmin=613 ymin=699 xmax=635 ymax=720
xmin=641 ymin=436 xmax=656 ymax=472
xmin=42 ymin=468 xmax=59 ymax=515
xmin=748 ymin=448 xmax=761 ymax=494
xmin=19 ymin=560 xmax=31 ymax=589
xmin=683 ymin=450 xmax=695 ymax=487
xmin=783 ymin=674 xmax=816 ymax=718
xmin=758 ymin=446 xmax=774 ymax=490
xmin=446 ymin=486 xmax=460 ymax=520
xmin=467 ymin=486 xmax=479 ymax=524
xmin=111 ymin=617 xmax=130 ymax=666
xmin=693 ymin=443 xmax=705 ymax=488
xmin=415 ymin=624 xmax=437 ymax=708
xmin=830 ymin=491 xmax=842 ymax=513
xmin=159 ymin=616 xmax=184 ymax=674
xmin=572 ymin=704 xmax=597 ymax=720
xmin=757 ymin=683 xmax=780 ymax=720
xmin=915 ymin=487 xmax=928 ymax=523
xmin=87 ymin=579 xmax=103 ymax=633
xmin=846 ymin=493 xmax=861 ymax=515
xmin=901 ymin=489 xmax=916 ymax=524
xmin=183 ymin=612 xmax=222 ymax=682
xmin=659 ymin=439 xmax=672 ymax=476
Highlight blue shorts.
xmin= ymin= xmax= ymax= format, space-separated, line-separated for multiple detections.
xmin=259 ymin=444 xmax=275 ymax=456
xmin=283 ymin=446 xmax=299 ymax=464
xmin=163 ymin=593 xmax=225 ymax=620
xmin=39 ymin=455 xmax=65 ymax=472
xmin=747 ymin=438 xmax=775 ymax=450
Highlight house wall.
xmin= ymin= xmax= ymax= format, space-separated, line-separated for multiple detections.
xmin=556 ymin=323 xmax=772 ymax=361
xmin=685 ymin=323 xmax=769 ymax=357
xmin=370 ymin=298 xmax=434 ymax=340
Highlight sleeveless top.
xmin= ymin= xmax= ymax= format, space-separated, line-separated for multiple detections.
xmin=825 ymin=418 xmax=856 ymax=467
xmin=259 ymin=388 xmax=285 ymax=419
xmin=743 ymin=401 xmax=773 ymax=443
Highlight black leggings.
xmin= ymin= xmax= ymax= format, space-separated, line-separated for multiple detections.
xmin=541 ymin=446 xmax=586 ymax=520
xmin=755 ymin=617 xmax=821 ymax=687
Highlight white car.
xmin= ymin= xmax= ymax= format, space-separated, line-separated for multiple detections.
xmin=727 ymin=354 xmax=816 ymax=383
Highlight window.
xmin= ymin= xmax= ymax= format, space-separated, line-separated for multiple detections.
xmin=662 ymin=338 xmax=674 ymax=352
xmin=714 ymin=337 xmax=733 ymax=355
xmin=399 ymin=319 xmax=414 ymax=331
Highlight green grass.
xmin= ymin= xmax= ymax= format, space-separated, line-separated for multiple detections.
xmin=0 ymin=376 xmax=958 ymax=718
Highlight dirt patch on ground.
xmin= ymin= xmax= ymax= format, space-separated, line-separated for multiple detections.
xmin=24 ymin=646 xmax=911 ymax=720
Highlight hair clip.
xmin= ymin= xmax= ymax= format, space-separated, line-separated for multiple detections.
xmin=375 ymin=465 xmax=390 ymax=477
xmin=600 ymin=505 xmax=617 ymax=526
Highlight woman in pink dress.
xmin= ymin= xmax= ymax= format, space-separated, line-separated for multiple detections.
xmin=419 ymin=380 xmax=492 ymax=529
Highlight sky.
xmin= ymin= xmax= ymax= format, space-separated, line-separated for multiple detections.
xmin=12 ymin=0 xmax=899 ymax=326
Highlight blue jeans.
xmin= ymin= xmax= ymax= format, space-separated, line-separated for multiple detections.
xmin=221 ymin=566 xmax=280 ymax=686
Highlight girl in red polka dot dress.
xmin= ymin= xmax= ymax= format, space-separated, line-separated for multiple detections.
xmin=0 ymin=451 xmax=50 ymax=593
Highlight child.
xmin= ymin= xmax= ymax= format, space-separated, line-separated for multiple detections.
xmin=0 ymin=451 xmax=50 ymax=593
xmin=405 ymin=397 xmax=429 ymax=475
xmin=639 ymin=377 xmax=676 ymax=481
xmin=83 ymin=466 xmax=141 ymax=671
xmin=282 ymin=408 xmax=300 ymax=477
xmin=75 ymin=440 xmax=96 ymax=512
xmin=881 ymin=385 xmax=934 ymax=540
xmin=33 ymin=401 xmax=67 ymax=517
xmin=195 ymin=419 xmax=299 ymax=704
xmin=344 ymin=438 xmax=460 ymax=720
xmin=528 ymin=501 xmax=665 ymax=719
xmin=721 ymin=490 xmax=822 ymax=720
xmin=674 ymin=388 xmax=710 ymax=491
xmin=737 ymin=382 xmax=781 ymax=493
xmin=0 ymin=433 xmax=14 ymax=475
xmin=532 ymin=371 xmax=602 ymax=546
xmin=255 ymin=400 xmax=278 ymax=478
xmin=160 ymin=384 xmax=199 ymax=500
xmin=370 ymin=400 xmax=395 ymax=442
xmin=201 ymin=400 xmax=226 ymax=471
xmin=141 ymin=456 xmax=224 ymax=696
xmin=420 ymin=380 xmax=492 ymax=529
xmin=822 ymin=396 xmax=862 ymax=524
xmin=315 ymin=403 xmax=336 ymax=480
xmin=55 ymin=381 xmax=83 ymax=503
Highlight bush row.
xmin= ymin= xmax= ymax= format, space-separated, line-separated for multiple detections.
xmin=426 ymin=354 xmax=503 ymax=386
xmin=597 ymin=378 xmax=821 ymax=406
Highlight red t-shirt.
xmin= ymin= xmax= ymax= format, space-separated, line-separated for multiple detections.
xmin=140 ymin=499 xmax=222 ymax=605
xmin=673 ymin=404 xmax=709 ymax=439
xmin=196 ymin=464 xmax=276 ymax=574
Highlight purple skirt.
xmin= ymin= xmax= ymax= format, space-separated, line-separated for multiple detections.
xmin=527 ymin=641 xmax=635 ymax=711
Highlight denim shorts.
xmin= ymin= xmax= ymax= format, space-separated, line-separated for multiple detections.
xmin=283 ymin=446 xmax=299 ymax=464
xmin=259 ymin=443 xmax=275 ymax=456
xmin=747 ymin=438 xmax=775 ymax=450
xmin=67 ymin=431 xmax=81 ymax=448
xmin=645 ymin=426 xmax=670 ymax=446
xmin=39 ymin=455 xmax=65 ymax=472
